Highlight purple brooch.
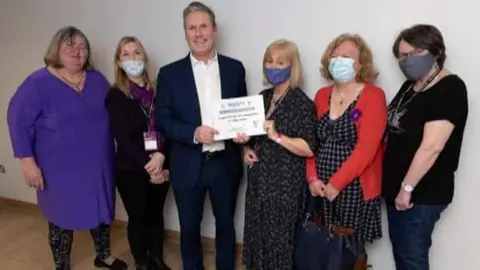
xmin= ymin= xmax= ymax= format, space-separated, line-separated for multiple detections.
xmin=349 ymin=108 xmax=362 ymax=122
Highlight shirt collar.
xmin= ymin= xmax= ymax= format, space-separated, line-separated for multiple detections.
xmin=190 ymin=51 xmax=218 ymax=66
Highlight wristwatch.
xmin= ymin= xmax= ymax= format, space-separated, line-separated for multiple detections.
xmin=401 ymin=182 xmax=414 ymax=192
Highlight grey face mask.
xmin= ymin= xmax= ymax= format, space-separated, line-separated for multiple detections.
xmin=399 ymin=53 xmax=436 ymax=81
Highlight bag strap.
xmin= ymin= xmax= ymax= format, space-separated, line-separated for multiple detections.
xmin=306 ymin=195 xmax=358 ymax=237
xmin=306 ymin=195 xmax=341 ymax=226
xmin=328 ymin=198 xmax=340 ymax=225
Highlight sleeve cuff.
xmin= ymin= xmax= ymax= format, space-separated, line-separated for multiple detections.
xmin=307 ymin=176 xmax=319 ymax=184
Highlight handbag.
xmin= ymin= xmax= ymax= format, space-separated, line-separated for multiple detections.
xmin=293 ymin=196 xmax=369 ymax=270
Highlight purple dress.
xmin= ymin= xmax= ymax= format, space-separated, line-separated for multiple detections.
xmin=7 ymin=67 xmax=115 ymax=230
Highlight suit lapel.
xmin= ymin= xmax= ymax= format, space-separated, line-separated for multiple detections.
xmin=218 ymin=55 xmax=232 ymax=99
xmin=182 ymin=55 xmax=202 ymax=124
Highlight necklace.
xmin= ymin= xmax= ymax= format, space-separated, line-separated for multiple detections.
xmin=388 ymin=67 xmax=441 ymax=134
xmin=267 ymin=88 xmax=289 ymax=119
xmin=56 ymin=69 xmax=85 ymax=91
xmin=251 ymin=88 xmax=289 ymax=157
xmin=333 ymin=84 xmax=363 ymax=107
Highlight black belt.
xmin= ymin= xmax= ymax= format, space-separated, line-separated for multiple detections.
xmin=202 ymin=151 xmax=224 ymax=160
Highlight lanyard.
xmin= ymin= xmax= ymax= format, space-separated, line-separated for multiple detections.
xmin=139 ymin=101 xmax=155 ymax=132
xmin=393 ymin=67 xmax=441 ymax=115
xmin=266 ymin=88 xmax=289 ymax=119
xmin=386 ymin=67 xmax=441 ymax=139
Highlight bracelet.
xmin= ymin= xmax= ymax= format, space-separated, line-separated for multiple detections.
xmin=307 ymin=177 xmax=318 ymax=184
xmin=274 ymin=133 xmax=282 ymax=143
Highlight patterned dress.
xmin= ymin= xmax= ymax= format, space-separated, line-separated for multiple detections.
xmin=243 ymin=88 xmax=317 ymax=270
xmin=315 ymin=96 xmax=382 ymax=243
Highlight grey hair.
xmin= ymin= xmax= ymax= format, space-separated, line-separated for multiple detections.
xmin=183 ymin=1 xmax=217 ymax=28
xmin=43 ymin=26 xmax=94 ymax=70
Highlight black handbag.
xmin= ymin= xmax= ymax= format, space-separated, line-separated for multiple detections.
xmin=293 ymin=196 xmax=368 ymax=270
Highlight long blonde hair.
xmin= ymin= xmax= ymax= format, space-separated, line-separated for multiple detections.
xmin=113 ymin=36 xmax=155 ymax=96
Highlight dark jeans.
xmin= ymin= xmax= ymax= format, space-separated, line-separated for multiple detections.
xmin=173 ymin=152 xmax=239 ymax=270
xmin=116 ymin=168 xmax=170 ymax=265
xmin=386 ymin=203 xmax=447 ymax=270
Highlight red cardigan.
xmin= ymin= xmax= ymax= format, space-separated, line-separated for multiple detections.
xmin=306 ymin=83 xmax=387 ymax=200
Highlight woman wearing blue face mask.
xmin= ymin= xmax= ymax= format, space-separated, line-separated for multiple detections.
xmin=105 ymin=36 xmax=171 ymax=270
xmin=383 ymin=24 xmax=468 ymax=270
xmin=237 ymin=39 xmax=317 ymax=270
xmin=305 ymin=33 xmax=387 ymax=269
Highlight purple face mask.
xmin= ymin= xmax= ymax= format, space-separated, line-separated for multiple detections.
xmin=265 ymin=67 xmax=291 ymax=86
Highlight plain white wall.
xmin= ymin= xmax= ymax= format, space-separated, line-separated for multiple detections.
xmin=0 ymin=0 xmax=478 ymax=269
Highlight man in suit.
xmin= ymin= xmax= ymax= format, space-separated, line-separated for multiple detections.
xmin=155 ymin=2 xmax=247 ymax=270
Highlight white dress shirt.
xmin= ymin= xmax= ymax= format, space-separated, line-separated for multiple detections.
xmin=190 ymin=52 xmax=225 ymax=152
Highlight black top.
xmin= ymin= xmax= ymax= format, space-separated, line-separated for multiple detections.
xmin=105 ymin=87 xmax=170 ymax=171
xmin=382 ymin=75 xmax=468 ymax=205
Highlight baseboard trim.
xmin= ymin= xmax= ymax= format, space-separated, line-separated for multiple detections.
xmin=0 ymin=196 xmax=242 ymax=253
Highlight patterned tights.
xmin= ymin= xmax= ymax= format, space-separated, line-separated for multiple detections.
xmin=48 ymin=222 xmax=111 ymax=270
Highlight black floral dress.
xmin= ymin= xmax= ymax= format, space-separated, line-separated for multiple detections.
xmin=243 ymin=88 xmax=317 ymax=270
xmin=315 ymin=95 xmax=382 ymax=243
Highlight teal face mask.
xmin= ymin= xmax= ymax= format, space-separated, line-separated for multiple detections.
xmin=328 ymin=56 xmax=356 ymax=83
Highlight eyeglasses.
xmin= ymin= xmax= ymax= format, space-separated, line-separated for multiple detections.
xmin=398 ymin=48 xmax=425 ymax=60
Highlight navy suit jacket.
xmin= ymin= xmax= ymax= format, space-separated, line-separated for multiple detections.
xmin=156 ymin=54 xmax=247 ymax=190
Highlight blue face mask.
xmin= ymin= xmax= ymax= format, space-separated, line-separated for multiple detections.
xmin=265 ymin=67 xmax=291 ymax=86
xmin=328 ymin=56 xmax=356 ymax=83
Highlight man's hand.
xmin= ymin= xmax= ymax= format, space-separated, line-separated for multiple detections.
xmin=194 ymin=126 xmax=218 ymax=144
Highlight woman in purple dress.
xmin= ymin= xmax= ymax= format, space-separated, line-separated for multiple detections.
xmin=6 ymin=26 xmax=127 ymax=270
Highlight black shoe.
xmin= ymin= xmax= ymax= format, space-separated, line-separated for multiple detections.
xmin=93 ymin=256 xmax=128 ymax=270
xmin=149 ymin=256 xmax=171 ymax=270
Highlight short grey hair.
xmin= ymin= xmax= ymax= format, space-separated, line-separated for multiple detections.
xmin=183 ymin=1 xmax=217 ymax=28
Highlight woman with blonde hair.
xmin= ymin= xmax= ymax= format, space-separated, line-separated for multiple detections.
xmin=236 ymin=39 xmax=317 ymax=270
xmin=305 ymin=33 xmax=387 ymax=269
xmin=105 ymin=36 xmax=171 ymax=270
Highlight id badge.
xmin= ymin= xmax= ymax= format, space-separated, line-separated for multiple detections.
xmin=143 ymin=131 xmax=158 ymax=151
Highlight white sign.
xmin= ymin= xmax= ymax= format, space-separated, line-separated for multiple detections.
xmin=213 ymin=95 xmax=266 ymax=141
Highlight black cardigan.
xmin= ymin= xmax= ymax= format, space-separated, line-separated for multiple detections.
xmin=105 ymin=87 xmax=170 ymax=171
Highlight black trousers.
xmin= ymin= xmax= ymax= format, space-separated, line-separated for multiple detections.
xmin=116 ymin=168 xmax=170 ymax=264
xmin=48 ymin=222 xmax=111 ymax=270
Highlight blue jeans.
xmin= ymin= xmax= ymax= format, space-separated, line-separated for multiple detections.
xmin=386 ymin=204 xmax=447 ymax=270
